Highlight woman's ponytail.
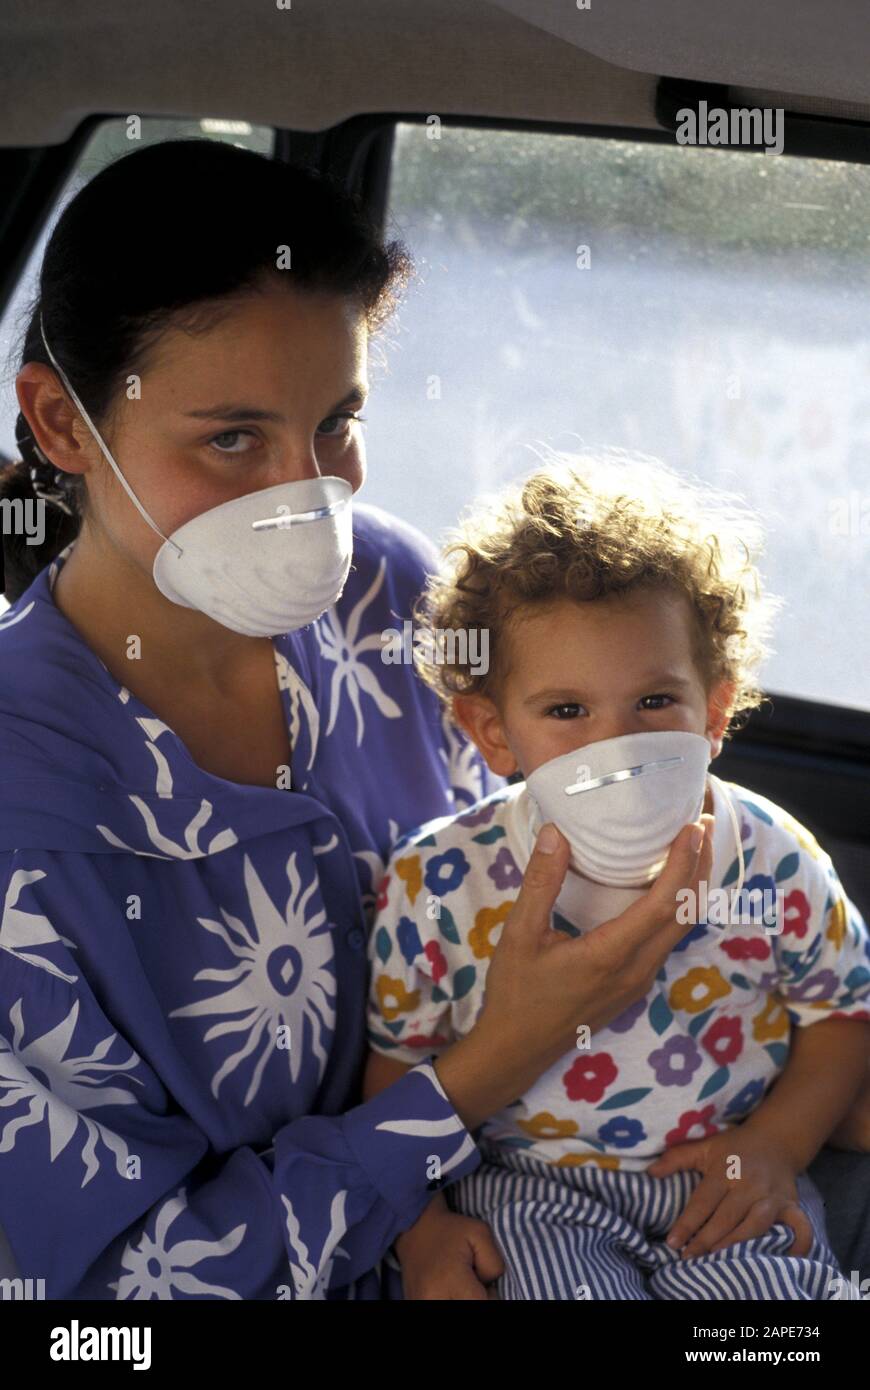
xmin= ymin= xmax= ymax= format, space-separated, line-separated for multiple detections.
xmin=1 ymin=413 xmax=81 ymax=602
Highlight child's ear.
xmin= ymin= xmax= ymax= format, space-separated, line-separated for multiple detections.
xmin=452 ymin=694 xmax=519 ymax=778
xmin=705 ymin=680 xmax=737 ymax=759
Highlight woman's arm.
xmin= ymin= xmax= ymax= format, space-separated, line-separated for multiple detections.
xmin=431 ymin=818 xmax=715 ymax=1132
xmin=361 ymin=818 xmax=713 ymax=1296
xmin=363 ymin=1050 xmax=453 ymax=1255
xmin=0 ymin=862 xmax=482 ymax=1301
xmin=9 ymin=815 xmax=711 ymax=1300
xmin=367 ymin=819 xmax=715 ymax=1141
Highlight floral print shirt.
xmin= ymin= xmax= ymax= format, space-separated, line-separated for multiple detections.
xmin=367 ymin=777 xmax=870 ymax=1171
xmin=0 ymin=501 xmax=502 ymax=1299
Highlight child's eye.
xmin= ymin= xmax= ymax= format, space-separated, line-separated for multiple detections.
xmin=639 ymin=694 xmax=675 ymax=710
xmin=317 ymin=411 xmax=366 ymax=437
xmin=209 ymin=429 xmax=259 ymax=455
xmin=546 ymin=703 xmax=585 ymax=719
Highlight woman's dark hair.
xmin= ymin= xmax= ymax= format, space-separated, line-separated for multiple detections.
xmin=0 ymin=137 xmax=410 ymax=601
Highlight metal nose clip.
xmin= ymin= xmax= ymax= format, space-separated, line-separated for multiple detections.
xmin=564 ymin=755 xmax=685 ymax=795
xmin=251 ymin=498 xmax=348 ymax=531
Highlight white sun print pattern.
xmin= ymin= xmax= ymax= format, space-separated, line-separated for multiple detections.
xmin=275 ymin=1067 xmax=473 ymax=1297
xmin=134 ymin=716 xmax=177 ymax=798
xmin=109 ymin=1186 xmax=245 ymax=1300
xmin=353 ymin=817 xmax=402 ymax=923
xmin=1 ymin=868 xmax=79 ymax=983
xmin=312 ymin=833 xmax=340 ymax=857
xmin=0 ymin=600 xmax=35 ymax=632
xmin=95 ymin=711 xmax=238 ymax=858
xmin=282 ymin=1189 xmax=350 ymax=1299
xmin=0 ymin=998 xmax=141 ymax=1188
xmin=315 ymin=557 xmax=403 ymax=745
xmin=168 ymin=853 xmax=336 ymax=1103
xmin=374 ymin=1105 xmax=478 ymax=1178
xmin=274 ymin=650 xmax=320 ymax=774
xmin=96 ymin=798 xmax=238 ymax=860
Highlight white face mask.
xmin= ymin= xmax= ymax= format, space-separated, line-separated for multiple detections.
xmin=39 ymin=316 xmax=354 ymax=637
xmin=525 ymin=729 xmax=712 ymax=888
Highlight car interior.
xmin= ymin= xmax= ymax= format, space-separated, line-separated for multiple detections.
xmin=0 ymin=0 xmax=868 ymax=1296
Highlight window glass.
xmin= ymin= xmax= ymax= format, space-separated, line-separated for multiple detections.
xmin=368 ymin=122 xmax=870 ymax=711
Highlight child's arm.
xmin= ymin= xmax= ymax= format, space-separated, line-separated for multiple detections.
xmin=363 ymin=1048 xmax=416 ymax=1100
xmin=649 ymin=1019 xmax=870 ymax=1259
xmin=649 ymin=822 xmax=870 ymax=1259
xmin=828 ymin=1055 xmax=870 ymax=1151
xmin=739 ymin=1018 xmax=870 ymax=1167
xmin=743 ymin=825 xmax=870 ymax=1160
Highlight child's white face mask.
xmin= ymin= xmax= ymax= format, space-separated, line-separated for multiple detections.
xmin=525 ymin=729 xmax=712 ymax=888
xmin=39 ymin=315 xmax=354 ymax=638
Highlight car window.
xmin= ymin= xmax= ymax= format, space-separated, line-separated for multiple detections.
xmin=364 ymin=121 xmax=870 ymax=712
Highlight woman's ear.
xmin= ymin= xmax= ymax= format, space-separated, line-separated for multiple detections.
xmin=705 ymin=679 xmax=736 ymax=759
xmin=16 ymin=362 xmax=92 ymax=479
xmin=452 ymin=693 xmax=519 ymax=778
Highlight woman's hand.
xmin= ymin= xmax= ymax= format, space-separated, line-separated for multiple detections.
xmin=646 ymin=1129 xmax=814 ymax=1258
xmin=394 ymin=1197 xmax=504 ymax=1300
xmin=434 ymin=815 xmax=714 ymax=1133
xmin=481 ymin=815 xmax=716 ymax=1061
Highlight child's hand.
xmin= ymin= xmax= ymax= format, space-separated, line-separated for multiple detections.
xmin=646 ymin=1130 xmax=815 ymax=1260
xmin=394 ymin=1201 xmax=504 ymax=1300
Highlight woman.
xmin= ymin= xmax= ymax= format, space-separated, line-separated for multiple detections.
xmin=0 ymin=138 xmax=715 ymax=1300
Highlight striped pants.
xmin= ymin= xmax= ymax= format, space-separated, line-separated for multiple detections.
xmin=445 ymin=1141 xmax=848 ymax=1300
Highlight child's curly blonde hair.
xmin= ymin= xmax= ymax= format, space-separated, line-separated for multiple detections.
xmin=411 ymin=449 xmax=782 ymax=740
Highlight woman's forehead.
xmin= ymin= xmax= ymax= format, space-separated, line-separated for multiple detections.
xmin=133 ymin=290 xmax=369 ymax=398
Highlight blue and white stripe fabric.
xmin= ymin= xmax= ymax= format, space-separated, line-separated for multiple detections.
xmin=447 ymin=1139 xmax=851 ymax=1300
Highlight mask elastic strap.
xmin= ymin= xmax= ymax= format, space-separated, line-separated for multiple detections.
xmin=39 ymin=314 xmax=182 ymax=556
xmin=709 ymin=773 xmax=745 ymax=897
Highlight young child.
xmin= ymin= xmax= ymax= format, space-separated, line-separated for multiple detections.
xmin=364 ymin=452 xmax=870 ymax=1301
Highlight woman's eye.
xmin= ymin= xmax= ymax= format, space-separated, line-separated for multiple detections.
xmin=209 ymin=429 xmax=259 ymax=455
xmin=317 ymin=411 xmax=365 ymax=437
xmin=546 ymin=703 xmax=584 ymax=719
xmin=639 ymin=694 xmax=675 ymax=710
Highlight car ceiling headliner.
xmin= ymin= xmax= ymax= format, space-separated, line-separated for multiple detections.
xmin=1 ymin=0 xmax=869 ymax=148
